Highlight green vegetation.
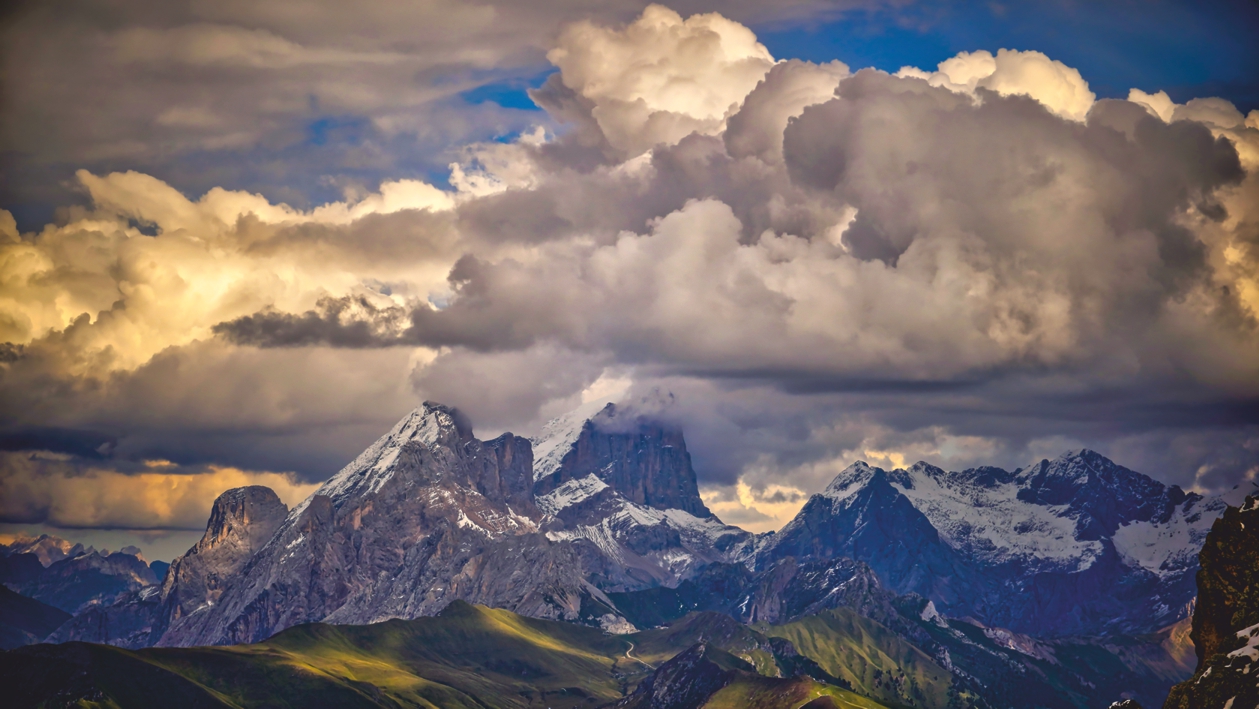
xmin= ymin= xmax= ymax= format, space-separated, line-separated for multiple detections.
xmin=2 ymin=602 xmax=888 ymax=709
xmin=761 ymin=608 xmax=957 ymax=709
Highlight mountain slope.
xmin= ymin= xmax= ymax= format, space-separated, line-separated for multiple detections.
xmin=2 ymin=602 xmax=878 ymax=709
xmin=760 ymin=451 xmax=1248 ymax=636
xmin=763 ymin=608 xmax=957 ymax=709
xmin=139 ymin=401 xmax=753 ymax=647
xmin=0 ymin=584 xmax=71 ymax=649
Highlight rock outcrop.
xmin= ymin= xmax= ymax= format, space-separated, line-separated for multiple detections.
xmin=1164 ymin=495 xmax=1259 ymax=709
xmin=534 ymin=402 xmax=712 ymax=518
xmin=161 ymin=486 xmax=289 ymax=624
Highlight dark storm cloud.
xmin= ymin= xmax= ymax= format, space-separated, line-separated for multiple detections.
xmin=0 ymin=428 xmax=118 ymax=460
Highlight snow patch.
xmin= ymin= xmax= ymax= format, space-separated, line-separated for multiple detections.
xmin=530 ymin=399 xmax=611 ymax=482
xmin=1228 ymin=622 xmax=1259 ymax=662
xmin=890 ymin=463 xmax=1101 ymax=571
xmin=536 ymin=474 xmax=609 ymax=515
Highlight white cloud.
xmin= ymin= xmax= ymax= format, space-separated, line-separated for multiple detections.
xmin=899 ymin=48 xmax=1096 ymax=121
xmin=548 ymin=3 xmax=776 ymax=155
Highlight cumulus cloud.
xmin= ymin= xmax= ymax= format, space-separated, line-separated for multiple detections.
xmin=897 ymin=48 xmax=1096 ymax=121
xmin=546 ymin=4 xmax=776 ymax=156
xmin=3 ymin=4 xmax=1259 ymax=540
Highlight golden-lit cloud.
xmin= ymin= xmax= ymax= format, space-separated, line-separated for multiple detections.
xmin=0 ymin=452 xmax=318 ymax=530
xmin=702 ymin=480 xmax=809 ymax=533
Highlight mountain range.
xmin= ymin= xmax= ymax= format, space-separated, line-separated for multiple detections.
xmin=3 ymin=398 xmax=1245 ymax=707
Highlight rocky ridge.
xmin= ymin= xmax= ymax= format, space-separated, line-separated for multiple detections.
xmin=54 ymin=400 xmax=751 ymax=648
xmin=758 ymin=452 xmax=1251 ymax=636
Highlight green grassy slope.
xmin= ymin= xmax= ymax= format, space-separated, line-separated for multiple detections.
xmin=761 ymin=608 xmax=958 ymax=709
xmin=1 ymin=602 xmax=886 ymax=709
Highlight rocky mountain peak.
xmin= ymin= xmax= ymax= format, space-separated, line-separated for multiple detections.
xmin=533 ymin=402 xmax=712 ymax=518
xmin=197 ymin=486 xmax=288 ymax=554
xmin=1016 ymin=449 xmax=1177 ymax=538
xmin=160 ymin=485 xmax=289 ymax=622
xmin=821 ymin=461 xmax=879 ymax=498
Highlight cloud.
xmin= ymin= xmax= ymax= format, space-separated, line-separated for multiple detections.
xmin=0 ymin=451 xmax=318 ymax=530
xmin=547 ymin=4 xmax=777 ymax=156
xmin=2 ymin=4 xmax=1259 ymax=542
xmin=897 ymin=48 xmax=1096 ymax=121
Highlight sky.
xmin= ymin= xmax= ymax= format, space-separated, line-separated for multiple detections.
xmin=1 ymin=0 xmax=1257 ymax=559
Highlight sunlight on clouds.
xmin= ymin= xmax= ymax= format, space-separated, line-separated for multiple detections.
xmin=549 ymin=3 xmax=776 ymax=156
xmin=898 ymin=48 xmax=1096 ymax=121
xmin=0 ymin=452 xmax=319 ymax=530
xmin=0 ymin=170 xmax=458 ymax=373
xmin=702 ymin=479 xmax=809 ymax=533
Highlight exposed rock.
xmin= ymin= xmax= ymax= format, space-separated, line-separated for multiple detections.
xmin=614 ymin=643 xmax=747 ymax=709
xmin=1164 ymin=495 xmax=1259 ymax=709
xmin=161 ymin=486 xmax=289 ymax=624
xmin=759 ymin=452 xmax=1247 ymax=637
xmin=157 ymin=403 xmax=621 ymax=646
xmin=535 ymin=403 xmax=712 ymax=518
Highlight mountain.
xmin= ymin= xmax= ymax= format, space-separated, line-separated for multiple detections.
xmin=160 ymin=485 xmax=289 ymax=625
xmin=534 ymin=401 xmax=713 ymax=518
xmin=2 ymin=547 xmax=157 ymax=614
xmin=0 ymin=585 xmax=71 ymax=649
xmin=46 ymin=486 xmax=291 ymax=648
xmin=50 ymin=401 xmax=750 ymax=648
xmin=609 ymin=556 xmax=904 ymax=633
xmin=1 ymin=533 xmax=88 ymax=566
xmin=758 ymin=451 xmax=1248 ymax=636
xmin=2 ymin=601 xmax=876 ymax=709
xmin=1164 ymin=494 xmax=1259 ymax=709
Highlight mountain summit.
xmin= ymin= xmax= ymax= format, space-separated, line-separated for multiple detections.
xmin=533 ymin=402 xmax=713 ymax=518
xmin=760 ymin=449 xmax=1245 ymax=636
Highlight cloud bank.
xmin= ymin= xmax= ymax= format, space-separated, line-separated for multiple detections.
xmin=2 ymin=4 xmax=1258 ymax=534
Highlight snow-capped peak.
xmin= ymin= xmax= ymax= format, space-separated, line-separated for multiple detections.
xmin=822 ymin=461 xmax=878 ymax=499
xmin=530 ymin=399 xmax=614 ymax=482
xmin=295 ymin=402 xmax=467 ymax=512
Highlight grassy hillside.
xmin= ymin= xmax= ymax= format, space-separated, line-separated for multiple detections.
xmin=761 ymin=608 xmax=960 ymax=709
xmin=2 ymin=602 xmax=886 ymax=709
xmin=0 ymin=584 xmax=72 ymax=649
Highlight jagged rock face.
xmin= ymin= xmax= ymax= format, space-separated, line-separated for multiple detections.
xmin=535 ymin=403 xmax=712 ymax=518
xmin=1015 ymin=450 xmax=1186 ymax=541
xmin=1165 ymin=495 xmax=1259 ymax=709
xmin=760 ymin=451 xmax=1248 ymax=637
xmin=157 ymin=403 xmax=625 ymax=646
xmin=162 ymin=486 xmax=289 ymax=623
xmin=57 ymin=400 xmax=753 ymax=648
xmin=0 ymin=534 xmax=87 ymax=567
xmin=4 ymin=550 xmax=156 ymax=614
xmin=1189 ymin=496 xmax=1259 ymax=665
xmin=733 ymin=557 xmax=897 ymax=627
